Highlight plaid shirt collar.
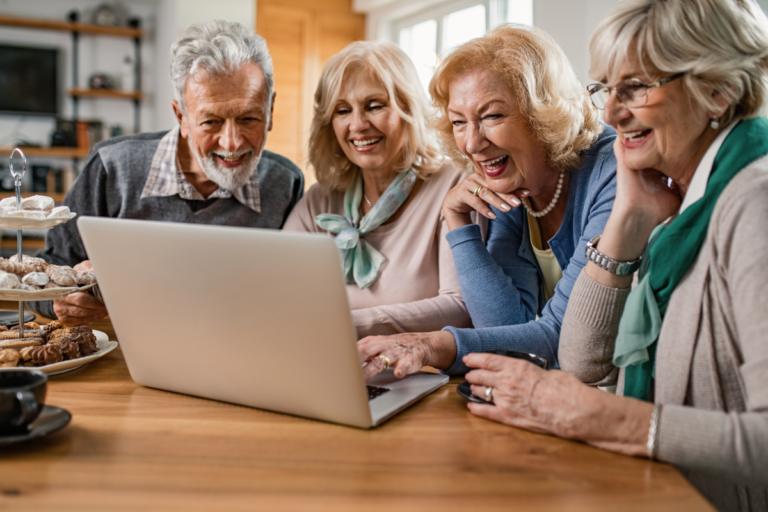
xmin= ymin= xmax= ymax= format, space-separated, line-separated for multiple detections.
xmin=140 ymin=127 xmax=261 ymax=212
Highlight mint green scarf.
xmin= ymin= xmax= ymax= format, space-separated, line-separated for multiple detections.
xmin=314 ymin=168 xmax=417 ymax=290
xmin=614 ymin=117 xmax=768 ymax=400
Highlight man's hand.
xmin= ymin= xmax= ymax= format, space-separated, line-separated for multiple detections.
xmin=52 ymin=260 xmax=106 ymax=326
xmin=53 ymin=292 xmax=107 ymax=326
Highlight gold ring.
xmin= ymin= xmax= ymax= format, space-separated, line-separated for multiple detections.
xmin=485 ymin=386 xmax=493 ymax=402
xmin=378 ymin=354 xmax=391 ymax=370
xmin=473 ymin=186 xmax=484 ymax=197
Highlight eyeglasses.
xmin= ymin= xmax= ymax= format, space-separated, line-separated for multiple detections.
xmin=587 ymin=72 xmax=685 ymax=110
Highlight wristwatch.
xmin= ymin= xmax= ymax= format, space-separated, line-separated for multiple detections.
xmin=584 ymin=235 xmax=642 ymax=275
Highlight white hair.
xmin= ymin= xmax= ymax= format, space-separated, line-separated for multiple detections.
xmin=590 ymin=0 xmax=768 ymax=126
xmin=170 ymin=20 xmax=274 ymax=112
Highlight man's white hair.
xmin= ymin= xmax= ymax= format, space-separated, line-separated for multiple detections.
xmin=170 ymin=20 xmax=274 ymax=112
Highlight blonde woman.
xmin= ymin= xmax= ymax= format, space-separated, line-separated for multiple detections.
xmin=284 ymin=41 xmax=471 ymax=338
xmin=359 ymin=25 xmax=617 ymax=379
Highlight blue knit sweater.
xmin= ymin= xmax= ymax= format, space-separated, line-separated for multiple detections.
xmin=442 ymin=127 xmax=617 ymax=374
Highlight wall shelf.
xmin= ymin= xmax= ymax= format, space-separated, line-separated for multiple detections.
xmin=0 ymin=15 xmax=143 ymax=38
xmin=0 ymin=147 xmax=89 ymax=159
xmin=0 ymin=13 xmax=143 ymax=134
xmin=69 ymin=88 xmax=143 ymax=101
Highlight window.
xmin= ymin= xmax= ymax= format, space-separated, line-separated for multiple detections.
xmin=397 ymin=0 xmax=534 ymax=93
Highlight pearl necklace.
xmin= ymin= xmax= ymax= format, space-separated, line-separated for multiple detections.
xmin=363 ymin=194 xmax=372 ymax=208
xmin=522 ymin=171 xmax=565 ymax=218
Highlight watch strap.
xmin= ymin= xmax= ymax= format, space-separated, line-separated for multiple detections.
xmin=584 ymin=235 xmax=642 ymax=275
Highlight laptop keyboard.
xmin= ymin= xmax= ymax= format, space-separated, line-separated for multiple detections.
xmin=367 ymin=385 xmax=390 ymax=400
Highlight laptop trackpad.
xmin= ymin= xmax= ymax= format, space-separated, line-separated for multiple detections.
xmin=366 ymin=369 xmax=448 ymax=426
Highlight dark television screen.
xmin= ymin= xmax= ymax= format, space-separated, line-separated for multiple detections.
xmin=0 ymin=44 xmax=58 ymax=116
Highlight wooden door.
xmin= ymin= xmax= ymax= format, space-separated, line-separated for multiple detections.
xmin=257 ymin=0 xmax=365 ymax=189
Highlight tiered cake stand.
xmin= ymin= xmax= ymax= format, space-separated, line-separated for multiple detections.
xmin=1 ymin=149 xmax=92 ymax=337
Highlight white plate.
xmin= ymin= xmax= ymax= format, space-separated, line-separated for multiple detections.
xmin=0 ymin=213 xmax=76 ymax=230
xmin=0 ymin=282 xmax=97 ymax=301
xmin=0 ymin=330 xmax=118 ymax=376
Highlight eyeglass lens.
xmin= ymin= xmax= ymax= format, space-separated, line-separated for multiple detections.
xmin=590 ymin=80 xmax=647 ymax=110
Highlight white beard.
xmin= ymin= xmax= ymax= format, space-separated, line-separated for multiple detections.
xmin=194 ymin=148 xmax=261 ymax=192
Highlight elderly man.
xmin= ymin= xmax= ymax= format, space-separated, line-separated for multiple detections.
xmin=31 ymin=20 xmax=304 ymax=325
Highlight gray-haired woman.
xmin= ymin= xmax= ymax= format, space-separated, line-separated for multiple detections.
xmin=460 ymin=1 xmax=768 ymax=510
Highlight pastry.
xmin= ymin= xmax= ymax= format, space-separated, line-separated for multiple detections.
xmin=9 ymin=254 xmax=48 ymax=266
xmin=7 ymin=210 xmax=48 ymax=220
xmin=47 ymin=206 xmax=71 ymax=219
xmin=0 ymin=338 xmax=44 ymax=349
xmin=20 ymin=345 xmax=63 ymax=365
xmin=0 ymin=258 xmax=48 ymax=274
xmin=45 ymin=321 xmax=63 ymax=331
xmin=58 ymin=341 xmax=80 ymax=360
xmin=68 ymin=326 xmax=93 ymax=334
xmin=0 ymin=197 xmax=19 ymax=210
xmin=9 ymin=322 xmax=42 ymax=331
xmin=75 ymin=271 xmax=97 ymax=286
xmin=22 ymin=272 xmax=49 ymax=287
xmin=44 ymin=282 xmax=62 ymax=289
xmin=48 ymin=329 xmax=69 ymax=343
xmin=77 ymin=336 xmax=98 ymax=356
xmin=0 ymin=348 xmax=20 ymax=367
xmin=0 ymin=325 xmax=7 ymax=332
xmin=17 ymin=283 xmax=41 ymax=291
xmin=0 ymin=272 xmax=20 ymax=290
xmin=46 ymin=266 xmax=78 ymax=287
xmin=0 ymin=329 xmax=46 ymax=340
xmin=20 ymin=195 xmax=55 ymax=212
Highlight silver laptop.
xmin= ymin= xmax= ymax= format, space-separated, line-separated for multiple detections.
xmin=78 ymin=217 xmax=448 ymax=429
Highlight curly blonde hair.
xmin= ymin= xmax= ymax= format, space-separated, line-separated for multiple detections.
xmin=429 ymin=24 xmax=603 ymax=173
xmin=309 ymin=41 xmax=443 ymax=193
xmin=590 ymin=0 xmax=768 ymax=127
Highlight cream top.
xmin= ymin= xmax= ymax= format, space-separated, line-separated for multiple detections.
xmin=527 ymin=212 xmax=563 ymax=303
xmin=283 ymin=164 xmax=472 ymax=338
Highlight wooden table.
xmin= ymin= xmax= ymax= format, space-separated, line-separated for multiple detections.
xmin=0 ymin=312 xmax=713 ymax=511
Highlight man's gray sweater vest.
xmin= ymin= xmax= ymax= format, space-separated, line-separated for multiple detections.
xmin=30 ymin=130 xmax=304 ymax=319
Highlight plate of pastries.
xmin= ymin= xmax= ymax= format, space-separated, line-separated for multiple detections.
xmin=0 ymin=321 xmax=117 ymax=375
xmin=0 ymin=255 xmax=97 ymax=300
xmin=0 ymin=195 xmax=76 ymax=230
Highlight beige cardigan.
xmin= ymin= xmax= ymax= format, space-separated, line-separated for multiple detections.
xmin=559 ymin=160 xmax=768 ymax=511
xmin=283 ymin=165 xmax=472 ymax=338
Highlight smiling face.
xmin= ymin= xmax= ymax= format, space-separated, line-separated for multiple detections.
xmin=175 ymin=62 xmax=272 ymax=191
xmin=602 ymin=54 xmax=724 ymax=183
xmin=331 ymin=66 xmax=406 ymax=175
xmin=447 ymin=69 xmax=554 ymax=197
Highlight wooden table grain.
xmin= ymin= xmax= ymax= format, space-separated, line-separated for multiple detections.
xmin=0 ymin=309 xmax=713 ymax=512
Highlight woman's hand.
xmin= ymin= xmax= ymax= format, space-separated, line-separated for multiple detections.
xmin=463 ymin=353 xmax=652 ymax=457
xmin=602 ymin=139 xmax=683 ymax=259
xmin=442 ymin=172 xmax=528 ymax=231
xmin=357 ymin=331 xmax=457 ymax=380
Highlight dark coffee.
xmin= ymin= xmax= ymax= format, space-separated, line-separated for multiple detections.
xmin=0 ymin=370 xmax=47 ymax=433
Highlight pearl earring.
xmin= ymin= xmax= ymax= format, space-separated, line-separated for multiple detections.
xmin=710 ymin=117 xmax=720 ymax=129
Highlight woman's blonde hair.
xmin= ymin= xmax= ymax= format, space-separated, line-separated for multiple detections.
xmin=309 ymin=41 xmax=442 ymax=192
xmin=590 ymin=0 xmax=768 ymax=126
xmin=429 ymin=24 xmax=603 ymax=173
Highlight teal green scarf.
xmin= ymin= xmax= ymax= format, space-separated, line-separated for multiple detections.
xmin=314 ymin=168 xmax=417 ymax=290
xmin=614 ymin=117 xmax=768 ymax=400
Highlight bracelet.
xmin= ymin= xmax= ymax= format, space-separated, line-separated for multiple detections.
xmin=584 ymin=235 xmax=642 ymax=276
xmin=646 ymin=404 xmax=661 ymax=460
